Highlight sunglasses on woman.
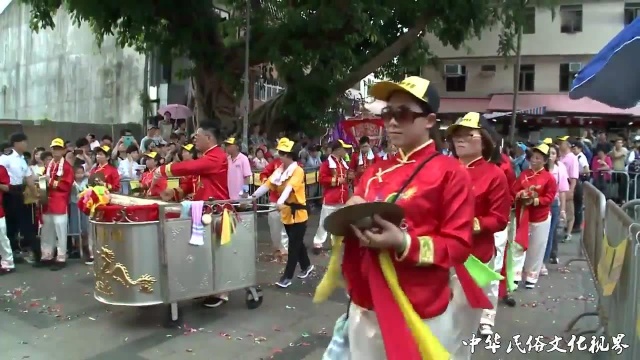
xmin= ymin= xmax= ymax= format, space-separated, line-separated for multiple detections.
xmin=380 ymin=105 xmax=433 ymax=123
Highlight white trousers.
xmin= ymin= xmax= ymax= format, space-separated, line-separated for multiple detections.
xmin=346 ymin=302 xmax=465 ymax=360
xmin=480 ymin=228 xmax=509 ymax=326
xmin=448 ymin=257 xmax=495 ymax=359
xmin=41 ymin=214 xmax=68 ymax=262
xmin=513 ymin=216 xmax=551 ymax=284
xmin=268 ymin=202 xmax=288 ymax=251
xmin=0 ymin=217 xmax=14 ymax=269
xmin=313 ymin=204 xmax=341 ymax=247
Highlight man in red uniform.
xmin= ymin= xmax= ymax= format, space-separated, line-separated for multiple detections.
xmin=260 ymin=139 xmax=289 ymax=258
xmin=447 ymin=113 xmax=511 ymax=342
xmin=312 ymin=140 xmax=349 ymax=254
xmin=348 ymin=136 xmax=379 ymax=187
xmin=318 ymin=76 xmax=476 ymax=359
xmin=156 ymin=121 xmax=230 ymax=308
xmin=39 ymin=138 xmax=74 ymax=271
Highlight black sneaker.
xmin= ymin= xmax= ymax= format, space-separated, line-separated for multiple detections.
xmin=33 ymin=260 xmax=54 ymax=268
xmin=525 ymin=281 xmax=535 ymax=289
xmin=549 ymin=257 xmax=559 ymax=265
xmin=202 ymin=296 xmax=227 ymax=308
xmin=275 ymin=277 xmax=292 ymax=288
xmin=297 ymin=265 xmax=315 ymax=279
xmin=501 ymin=295 xmax=516 ymax=307
xmin=478 ymin=324 xmax=493 ymax=338
xmin=50 ymin=262 xmax=66 ymax=271
xmin=85 ymin=257 xmax=94 ymax=265
xmin=0 ymin=267 xmax=15 ymax=275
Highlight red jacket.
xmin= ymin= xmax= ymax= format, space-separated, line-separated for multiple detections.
xmin=342 ymin=141 xmax=475 ymax=359
xmin=160 ymin=145 xmax=229 ymax=201
xmin=318 ymin=155 xmax=348 ymax=205
xmin=466 ymin=158 xmax=511 ymax=263
xmin=349 ymin=151 xmax=379 ymax=186
xmin=499 ymin=154 xmax=517 ymax=202
xmin=260 ymin=158 xmax=282 ymax=203
xmin=0 ymin=165 xmax=8 ymax=218
xmin=43 ymin=160 xmax=73 ymax=214
xmin=140 ymin=170 xmax=167 ymax=197
xmin=512 ymin=168 xmax=558 ymax=250
xmin=90 ymin=164 xmax=121 ymax=193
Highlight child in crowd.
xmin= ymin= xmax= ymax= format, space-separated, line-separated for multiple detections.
xmin=69 ymin=165 xmax=92 ymax=264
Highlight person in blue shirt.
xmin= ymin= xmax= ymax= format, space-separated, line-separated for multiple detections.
xmin=512 ymin=142 xmax=530 ymax=177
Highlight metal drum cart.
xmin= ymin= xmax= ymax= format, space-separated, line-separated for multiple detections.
xmin=88 ymin=195 xmax=264 ymax=325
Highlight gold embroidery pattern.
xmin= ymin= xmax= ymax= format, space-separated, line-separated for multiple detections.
xmin=417 ymin=236 xmax=434 ymax=265
xmin=95 ymin=246 xmax=157 ymax=295
xmin=473 ymin=217 xmax=481 ymax=232
xmin=400 ymin=186 xmax=417 ymax=200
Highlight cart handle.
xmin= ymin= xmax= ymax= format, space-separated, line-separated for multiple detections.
xmin=256 ymin=203 xmax=278 ymax=214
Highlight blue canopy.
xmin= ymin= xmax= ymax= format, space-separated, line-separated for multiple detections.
xmin=570 ymin=18 xmax=640 ymax=109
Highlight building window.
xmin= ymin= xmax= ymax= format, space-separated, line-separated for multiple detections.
xmin=522 ymin=7 xmax=536 ymax=34
xmin=445 ymin=65 xmax=467 ymax=92
xmin=559 ymin=63 xmax=580 ymax=92
xmin=560 ymin=5 xmax=583 ymax=33
xmin=519 ymin=64 xmax=535 ymax=92
xmin=625 ymin=3 xmax=640 ymax=25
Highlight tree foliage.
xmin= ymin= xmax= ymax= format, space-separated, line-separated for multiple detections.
xmin=21 ymin=0 xmax=518 ymax=132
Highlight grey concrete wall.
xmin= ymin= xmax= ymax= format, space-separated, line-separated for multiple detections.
xmin=0 ymin=1 xmax=145 ymax=124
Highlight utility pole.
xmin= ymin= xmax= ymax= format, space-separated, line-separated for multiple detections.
xmin=242 ymin=0 xmax=251 ymax=148
xmin=508 ymin=1 xmax=525 ymax=144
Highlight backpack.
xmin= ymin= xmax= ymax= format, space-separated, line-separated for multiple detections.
xmin=629 ymin=151 xmax=640 ymax=174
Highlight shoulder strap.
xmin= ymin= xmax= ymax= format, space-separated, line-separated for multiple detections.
xmin=390 ymin=152 xmax=440 ymax=204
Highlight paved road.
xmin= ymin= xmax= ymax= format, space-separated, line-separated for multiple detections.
xmin=1 ymin=214 xmax=600 ymax=360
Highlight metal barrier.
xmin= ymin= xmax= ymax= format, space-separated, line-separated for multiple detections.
xmin=586 ymin=170 xmax=630 ymax=203
xmin=120 ymin=178 xmax=181 ymax=195
xmin=566 ymin=183 xmax=640 ymax=358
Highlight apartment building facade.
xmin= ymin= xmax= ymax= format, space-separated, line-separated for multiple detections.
xmin=422 ymin=0 xmax=640 ymax=130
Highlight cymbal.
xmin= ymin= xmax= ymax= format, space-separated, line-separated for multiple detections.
xmin=323 ymin=202 xmax=404 ymax=236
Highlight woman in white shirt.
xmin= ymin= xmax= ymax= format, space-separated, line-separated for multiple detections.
xmin=117 ymin=145 xmax=142 ymax=195
xmin=252 ymin=148 xmax=269 ymax=170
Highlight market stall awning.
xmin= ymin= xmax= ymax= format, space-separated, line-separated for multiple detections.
xmin=439 ymin=98 xmax=491 ymax=113
xmin=484 ymin=106 xmax=547 ymax=120
xmin=488 ymin=94 xmax=640 ymax=116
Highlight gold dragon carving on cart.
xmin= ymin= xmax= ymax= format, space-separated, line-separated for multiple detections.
xmin=94 ymin=241 xmax=157 ymax=295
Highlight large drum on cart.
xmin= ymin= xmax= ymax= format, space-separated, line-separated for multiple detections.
xmin=88 ymin=196 xmax=263 ymax=322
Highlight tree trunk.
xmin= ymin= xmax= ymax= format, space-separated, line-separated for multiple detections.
xmin=508 ymin=24 xmax=523 ymax=144
xmin=193 ymin=65 xmax=239 ymax=132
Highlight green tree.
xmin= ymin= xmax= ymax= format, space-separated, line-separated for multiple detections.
xmin=21 ymin=0 xmax=509 ymax=132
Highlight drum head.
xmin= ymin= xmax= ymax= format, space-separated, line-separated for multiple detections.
xmin=323 ymin=202 xmax=404 ymax=237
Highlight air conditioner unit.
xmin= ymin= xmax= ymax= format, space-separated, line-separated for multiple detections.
xmin=444 ymin=64 xmax=463 ymax=76
xmin=479 ymin=64 xmax=496 ymax=77
xmin=569 ymin=62 xmax=582 ymax=72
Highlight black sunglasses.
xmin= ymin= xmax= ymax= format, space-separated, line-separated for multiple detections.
xmin=380 ymin=105 xmax=432 ymax=122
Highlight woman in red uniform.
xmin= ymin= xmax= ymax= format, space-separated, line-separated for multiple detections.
xmin=90 ymin=145 xmax=120 ymax=192
xmin=176 ymin=144 xmax=198 ymax=200
xmin=140 ymin=152 xmax=167 ymax=197
xmin=512 ymin=143 xmax=557 ymax=289
xmin=318 ymin=77 xmax=476 ymax=360
xmin=446 ymin=112 xmax=510 ymax=348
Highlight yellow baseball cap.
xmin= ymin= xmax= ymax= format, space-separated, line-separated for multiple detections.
xmin=145 ymin=152 xmax=158 ymax=159
xmin=543 ymin=138 xmax=553 ymax=145
xmin=224 ymin=137 xmax=236 ymax=145
xmin=338 ymin=140 xmax=352 ymax=149
xmin=182 ymin=144 xmax=194 ymax=151
xmin=276 ymin=138 xmax=295 ymax=153
xmin=446 ymin=112 xmax=482 ymax=136
xmin=96 ymin=145 xmax=111 ymax=154
xmin=556 ymin=136 xmax=570 ymax=141
xmin=50 ymin=138 xmax=64 ymax=148
xmin=533 ymin=143 xmax=550 ymax=155
xmin=369 ymin=76 xmax=440 ymax=112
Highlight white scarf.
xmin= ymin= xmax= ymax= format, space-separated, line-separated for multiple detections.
xmin=46 ymin=159 xmax=64 ymax=178
xmin=327 ymin=155 xmax=348 ymax=170
xmin=270 ymin=162 xmax=299 ymax=186
xmin=358 ymin=149 xmax=374 ymax=166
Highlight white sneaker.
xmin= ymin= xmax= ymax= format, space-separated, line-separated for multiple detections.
xmin=540 ymin=265 xmax=548 ymax=276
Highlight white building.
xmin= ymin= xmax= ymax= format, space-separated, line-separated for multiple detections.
xmin=422 ymin=0 xmax=640 ymax=131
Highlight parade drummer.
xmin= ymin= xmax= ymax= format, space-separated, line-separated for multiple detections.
xmin=312 ymin=140 xmax=349 ymax=255
xmin=38 ymin=138 xmax=74 ymax=271
xmin=90 ymin=145 xmax=121 ymax=193
xmin=512 ymin=143 xmax=557 ymax=290
xmin=156 ymin=120 xmax=231 ymax=308
xmin=348 ymin=136 xmax=378 ymax=187
xmin=446 ymin=113 xmax=511 ymax=342
xmin=139 ymin=152 xmax=167 ymax=197
xmin=259 ymin=138 xmax=291 ymax=259
xmin=250 ymin=138 xmax=314 ymax=288
xmin=317 ymin=76 xmax=476 ymax=360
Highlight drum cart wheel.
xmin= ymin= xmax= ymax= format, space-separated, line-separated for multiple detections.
xmin=245 ymin=287 xmax=263 ymax=309
xmin=164 ymin=302 xmax=181 ymax=328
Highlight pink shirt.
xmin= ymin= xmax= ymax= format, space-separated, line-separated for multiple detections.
xmin=227 ymin=153 xmax=252 ymax=199
xmin=560 ymin=151 xmax=579 ymax=180
xmin=591 ymin=156 xmax=613 ymax=181
xmin=551 ymin=162 xmax=570 ymax=199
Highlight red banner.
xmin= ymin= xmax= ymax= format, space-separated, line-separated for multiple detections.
xmin=341 ymin=117 xmax=385 ymax=147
